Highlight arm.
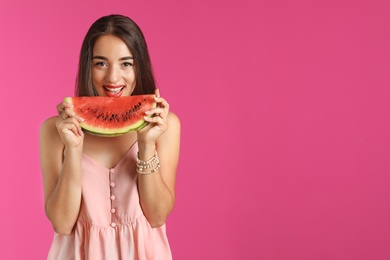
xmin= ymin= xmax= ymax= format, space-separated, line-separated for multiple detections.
xmin=137 ymin=112 xmax=180 ymax=227
xmin=137 ymin=89 xmax=181 ymax=227
xmin=40 ymin=106 xmax=84 ymax=235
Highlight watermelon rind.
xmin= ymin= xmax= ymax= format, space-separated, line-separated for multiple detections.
xmin=63 ymin=95 xmax=156 ymax=137
xmin=81 ymin=118 xmax=150 ymax=136
xmin=83 ymin=120 xmax=149 ymax=137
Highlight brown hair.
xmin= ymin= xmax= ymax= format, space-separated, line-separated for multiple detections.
xmin=75 ymin=14 xmax=156 ymax=96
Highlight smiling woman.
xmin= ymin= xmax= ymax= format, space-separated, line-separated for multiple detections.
xmin=39 ymin=14 xmax=180 ymax=260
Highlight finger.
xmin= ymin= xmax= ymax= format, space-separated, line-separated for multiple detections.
xmin=65 ymin=117 xmax=84 ymax=136
xmin=162 ymin=99 xmax=170 ymax=113
xmin=154 ymin=96 xmax=170 ymax=113
xmin=59 ymin=121 xmax=83 ymax=137
xmin=144 ymin=114 xmax=165 ymax=125
xmin=71 ymin=123 xmax=84 ymax=137
xmin=61 ymin=108 xmax=84 ymax=122
xmin=78 ymin=127 xmax=84 ymax=137
xmin=60 ymin=111 xmax=68 ymax=120
xmin=57 ymin=101 xmax=73 ymax=115
xmin=57 ymin=101 xmax=82 ymax=121
xmin=154 ymin=89 xmax=169 ymax=110
xmin=155 ymin=88 xmax=161 ymax=98
xmin=76 ymin=119 xmax=84 ymax=136
xmin=145 ymin=107 xmax=166 ymax=118
xmin=67 ymin=125 xmax=81 ymax=137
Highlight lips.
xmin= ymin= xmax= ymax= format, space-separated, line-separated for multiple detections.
xmin=104 ymin=85 xmax=125 ymax=97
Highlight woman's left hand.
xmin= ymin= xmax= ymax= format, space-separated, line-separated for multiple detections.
xmin=137 ymin=88 xmax=169 ymax=145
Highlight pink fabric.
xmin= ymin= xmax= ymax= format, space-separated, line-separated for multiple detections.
xmin=47 ymin=142 xmax=172 ymax=260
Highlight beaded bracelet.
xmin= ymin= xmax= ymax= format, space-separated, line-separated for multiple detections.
xmin=136 ymin=152 xmax=160 ymax=174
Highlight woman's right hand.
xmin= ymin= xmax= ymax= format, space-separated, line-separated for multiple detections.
xmin=55 ymin=101 xmax=85 ymax=148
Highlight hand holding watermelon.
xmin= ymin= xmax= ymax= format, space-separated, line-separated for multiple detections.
xmin=55 ymin=104 xmax=85 ymax=149
xmin=137 ymin=89 xmax=170 ymax=145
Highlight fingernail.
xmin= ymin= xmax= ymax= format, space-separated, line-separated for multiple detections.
xmin=79 ymin=117 xmax=85 ymax=122
xmin=145 ymin=111 xmax=151 ymax=115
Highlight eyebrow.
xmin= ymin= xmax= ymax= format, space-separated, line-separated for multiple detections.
xmin=92 ymin=55 xmax=134 ymax=60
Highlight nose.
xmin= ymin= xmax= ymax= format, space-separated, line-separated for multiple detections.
xmin=106 ymin=65 xmax=120 ymax=83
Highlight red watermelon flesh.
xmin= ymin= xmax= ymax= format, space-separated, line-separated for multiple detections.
xmin=64 ymin=95 xmax=156 ymax=136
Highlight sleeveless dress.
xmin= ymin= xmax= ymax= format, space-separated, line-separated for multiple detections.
xmin=47 ymin=142 xmax=172 ymax=260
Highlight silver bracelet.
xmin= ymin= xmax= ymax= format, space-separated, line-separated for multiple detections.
xmin=136 ymin=152 xmax=160 ymax=174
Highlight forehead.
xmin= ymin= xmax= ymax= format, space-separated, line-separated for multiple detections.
xmin=93 ymin=35 xmax=132 ymax=56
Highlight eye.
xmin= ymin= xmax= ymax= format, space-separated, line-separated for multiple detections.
xmin=122 ymin=62 xmax=133 ymax=67
xmin=94 ymin=61 xmax=108 ymax=67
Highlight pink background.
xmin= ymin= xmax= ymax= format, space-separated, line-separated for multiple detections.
xmin=1 ymin=0 xmax=390 ymax=259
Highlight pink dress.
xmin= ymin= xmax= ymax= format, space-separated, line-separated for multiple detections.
xmin=47 ymin=142 xmax=172 ymax=260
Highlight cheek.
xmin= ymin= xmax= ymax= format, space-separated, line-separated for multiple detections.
xmin=91 ymin=70 xmax=102 ymax=82
xmin=125 ymin=68 xmax=136 ymax=78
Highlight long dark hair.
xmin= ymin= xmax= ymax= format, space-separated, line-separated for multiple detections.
xmin=75 ymin=14 xmax=156 ymax=96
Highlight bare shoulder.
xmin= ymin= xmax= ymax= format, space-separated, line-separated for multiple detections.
xmin=41 ymin=116 xmax=58 ymax=129
xmin=157 ymin=111 xmax=180 ymax=149
xmin=167 ymin=111 xmax=181 ymax=130
xmin=40 ymin=116 xmax=64 ymax=151
xmin=164 ymin=111 xmax=181 ymax=141
xmin=41 ymin=116 xmax=58 ymax=137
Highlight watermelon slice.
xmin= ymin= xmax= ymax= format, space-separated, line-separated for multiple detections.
xmin=64 ymin=95 xmax=156 ymax=136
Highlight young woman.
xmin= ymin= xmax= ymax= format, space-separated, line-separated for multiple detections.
xmin=40 ymin=14 xmax=180 ymax=259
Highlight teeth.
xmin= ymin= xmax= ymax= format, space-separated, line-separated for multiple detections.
xmin=105 ymin=87 xmax=123 ymax=94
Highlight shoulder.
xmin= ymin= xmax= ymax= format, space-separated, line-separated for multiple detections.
xmin=40 ymin=116 xmax=59 ymax=136
xmin=156 ymin=111 xmax=180 ymax=148
xmin=40 ymin=116 xmax=63 ymax=149
xmin=167 ymin=111 xmax=180 ymax=129
xmin=165 ymin=111 xmax=181 ymax=140
xmin=41 ymin=116 xmax=59 ymax=127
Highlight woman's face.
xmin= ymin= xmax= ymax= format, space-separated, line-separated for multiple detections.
xmin=91 ymin=35 xmax=136 ymax=97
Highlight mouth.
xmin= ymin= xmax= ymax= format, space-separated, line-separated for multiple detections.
xmin=103 ymin=85 xmax=125 ymax=97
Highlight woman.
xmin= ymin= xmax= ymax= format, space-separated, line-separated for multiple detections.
xmin=40 ymin=14 xmax=180 ymax=259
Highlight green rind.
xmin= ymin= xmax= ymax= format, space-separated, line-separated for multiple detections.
xmin=83 ymin=120 xmax=149 ymax=137
xmin=64 ymin=97 xmax=73 ymax=104
xmin=81 ymin=118 xmax=150 ymax=137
